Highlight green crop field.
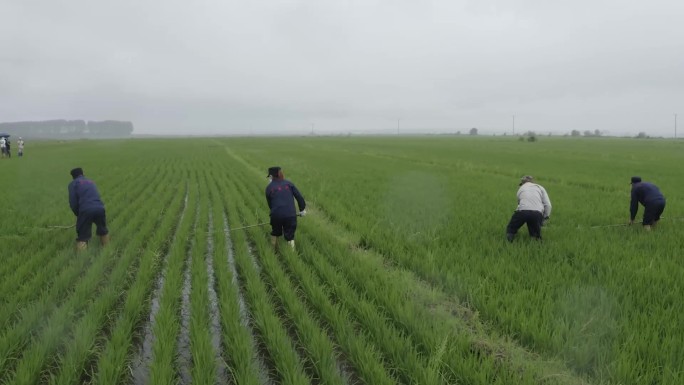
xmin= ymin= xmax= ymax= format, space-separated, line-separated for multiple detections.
xmin=0 ymin=136 xmax=682 ymax=385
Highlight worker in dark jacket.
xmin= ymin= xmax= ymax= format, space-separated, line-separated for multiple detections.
xmin=265 ymin=166 xmax=306 ymax=250
xmin=629 ymin=176 xmax=665 ymax=231
xmin=68 ymin=167 xmax=109 ymax=250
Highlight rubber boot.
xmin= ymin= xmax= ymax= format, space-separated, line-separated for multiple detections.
xmin=506 ymin=233 xmax=515 ymax=242
xmin=100 ymin=234 xmax=110 ymax=246
xmin=643 ymin=225 xmax=652 ymax=232
xmin=287 ymin=240 xmax=295 ymax=251
xmin=76 ymin=241 xmax=88 ymax=252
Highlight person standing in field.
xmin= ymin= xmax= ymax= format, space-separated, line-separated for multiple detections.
xmin=629 ymin=176 xmax=665 ymax=231
xmin=506 ymin=175 xmax=552 ymax=242
xmin=0 ymin=137 xmax=6 ymax=158
xmin=265 ymin=166 xmax=306 ymax=251
xmin=17 ymin=137 xmax=24 ymax=157
xmin=68 ymin=167 xmax=110 ymax=251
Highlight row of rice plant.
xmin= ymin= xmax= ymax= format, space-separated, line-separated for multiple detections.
xmin=220 ymin=177 xmax=312 ymax=384
xmin=226 ymin=135 xmax=684 ymax=385
xmin=0 ymin=163 xmax=170 ymax=330
xmin=90 ymin=174 xmax=186 ymax=385
xmin=147 ymin=170 xmax=200 ymax=384
xmin=221 ymin=168 xmax=350 ymax=385
xmin=1 ymin=159 xmax=183 ymax=384
xmin=219 ymin=148 xmax=588 ymax=385
xmin=2 ymin=137 xmax=681 ymax=384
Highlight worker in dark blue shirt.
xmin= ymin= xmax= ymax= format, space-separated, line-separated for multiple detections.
xmin=629 ymin=176 xmax=666 ymax=231
xmin=265 ymin=166 xmax=306 ymax=250
xmin=68 ymin=167 xmax=109 ymax=250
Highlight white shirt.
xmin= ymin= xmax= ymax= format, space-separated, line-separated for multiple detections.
xmin=0 ymin=138 xmax=5 ymax=147
xmin=516 ymin=182 xmax=552 ymax=217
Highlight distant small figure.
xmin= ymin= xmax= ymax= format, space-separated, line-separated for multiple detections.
xmin=5 ymin=139 xmax=10 ymax=158
xmin=17 ymin=137 xmax=24 ymax=157
xmin=506 ymin=175 xmax=552 ymax=242
xmin=265 ymin=166 xmax=306 ymax=251
xmin=0 ymin=137 xmax=6 ymax=158
xmin=629 ymin=176 xmax=665 ymax=231
xmin=68 ymin=168 xmax=110 ymax=251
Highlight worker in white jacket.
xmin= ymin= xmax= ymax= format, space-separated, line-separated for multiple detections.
xmin=506 ymin=175 xmax=552 ymax=242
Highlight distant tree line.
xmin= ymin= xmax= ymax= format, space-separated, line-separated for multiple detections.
xmin=0 ymin=120 xmax=134 ymax=138
xmin=570 ymin=129 xmax=603 ymax=137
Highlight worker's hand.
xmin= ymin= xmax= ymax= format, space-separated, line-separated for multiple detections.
xmin=542 ymin=216 xmax=549 ymax=226
xmin=298 ymin=209 xmax=307 ymax=217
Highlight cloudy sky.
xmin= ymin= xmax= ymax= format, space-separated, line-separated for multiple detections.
xmin=1 ymin=0 xmax=683 ymax=136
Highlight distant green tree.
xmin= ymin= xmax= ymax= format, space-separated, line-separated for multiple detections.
xmin=571 ymin=130 xmax=581 ymax=136
xmin=469 ymin=128 xmax=478 ymax=135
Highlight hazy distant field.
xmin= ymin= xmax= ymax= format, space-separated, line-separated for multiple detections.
xmin=1 ymin=136 xmax=683 ymax=385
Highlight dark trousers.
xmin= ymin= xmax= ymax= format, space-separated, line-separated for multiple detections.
xmin=76 ymin=208 xmax=108 ymax=242
xmin=270 ymin=216 xmax=297 ymax=241
xmin=506 ymin=210 xmax=544 ymax=240
xmin=643 ymin=200 xmax=665 ymax=225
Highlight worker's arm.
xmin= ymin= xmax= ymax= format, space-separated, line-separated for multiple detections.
xmin=291 ymin=184 xmax=306 ymax=212
xmin=540 ymin=186 xmax=552 ymax=218
xmin=68 ymin=182 xmax=79 ymax=216
xmin=265 ymin=187 xmax=273 ymax=209
xmin=629 ymin=188 xmax=639 ymax=220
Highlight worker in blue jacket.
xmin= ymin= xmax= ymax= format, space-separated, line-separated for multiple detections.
xmin=68 ymin=167 xmax=109 ymax=250
xmin=629 ymin=176 xmax=666 ymax=231
xmin=265 ymin=166 xmax=306 ymax=250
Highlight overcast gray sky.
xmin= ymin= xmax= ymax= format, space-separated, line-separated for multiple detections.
xmin=2 ymin=0 xmax=683 ymax=136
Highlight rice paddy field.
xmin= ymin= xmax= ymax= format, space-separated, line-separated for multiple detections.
xmin=0 ymin=136 xmax=683 ymax=385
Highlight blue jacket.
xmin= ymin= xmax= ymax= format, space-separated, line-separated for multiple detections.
xmin=630 ymin=182 xmax=665 ymax=220
xmin=265 ymin=179 xmax=305 ymax=219
xmin=68 ymin=176 xmax=105 ymax=215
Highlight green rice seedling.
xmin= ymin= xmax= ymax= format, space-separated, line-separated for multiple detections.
xmin=2 ymin=137 xmax=683 ymax=385
xmin=55 ymin=180 xmax=183 ymax=385
xmin=148 ymin=176 xmax=199 ymax=385
xmin=92 ymin=187 xmax=186 ymax=385
xmin=7 ymin=191 xmax=170 ymax=385
xmin=0 ymin=164 xmax=171 ymax=330
xmin=0 ymin=248 xmax=113 ymax=380
xmin=188 ymin=173 xmax=218 ymax=385
xmin=224 ymin=172 xmax=394 ymax=384
xmin=246 ymin=231 xmax=347 ymax=385
xmin=277 ymin=243 xmax=397 ymax=385
xmin=222 ymin=181 xmax=310 ymax=385
xmin=224 ymin=172 xmax=346 ymax=384
xmin=204 ymin=170 xmax=262 ymax=385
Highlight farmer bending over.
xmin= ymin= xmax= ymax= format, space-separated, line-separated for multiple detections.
xmin=506 ymin=175 xmax=552 ymax=242
xmin=265 ymin=166 xmax=306 ymax=251
xmin=629 ymin=176 xmax=665 ymax=231
xmin=68 ymin=167 xmax=110 ymax=251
